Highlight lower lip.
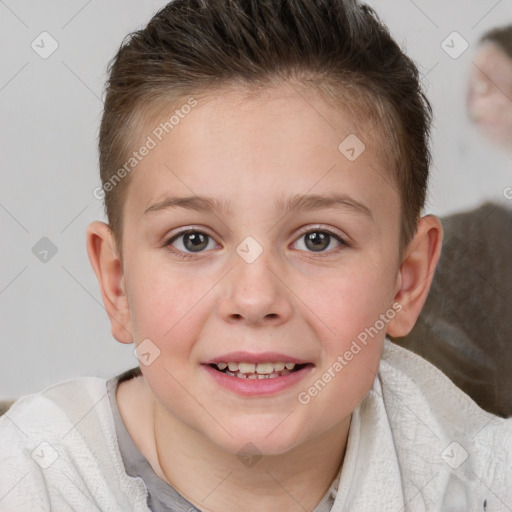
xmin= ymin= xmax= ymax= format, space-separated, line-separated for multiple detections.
xmin=202 ymin=364 xmax=313 ymax=396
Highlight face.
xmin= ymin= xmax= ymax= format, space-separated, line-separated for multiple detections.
xmin=467 ymin=41 xmax=512 ymax=148
xmin=119 ymin=83 xmax=403 ymax=455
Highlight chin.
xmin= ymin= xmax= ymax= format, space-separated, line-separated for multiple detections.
xmin=206 ymin=420 xmax=308 ymax=458
xmin=220 ymin=437 xmax=303 ymax=459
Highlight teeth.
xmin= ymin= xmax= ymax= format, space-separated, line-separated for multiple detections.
xmin=238 ymin=363 xmax=256 ymax=374
xmin=232 ymin=368 xmax=293 ymax=379
xmin=255 ymin=362 xmax=274 ymax=374
xmin=214 ymin=360 xmax=302 ymax=379
xmin=216 ymin=361 xmax=298 ymax=374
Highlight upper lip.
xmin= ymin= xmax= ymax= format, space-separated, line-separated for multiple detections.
xmin=203 ymin=351 xmax=311 ymax=365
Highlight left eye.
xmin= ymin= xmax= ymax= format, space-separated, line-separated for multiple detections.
xmin=293 ymin=230 xmax=344 ymax=253
xmin=167 ymin=231 xmax=217 ymax=253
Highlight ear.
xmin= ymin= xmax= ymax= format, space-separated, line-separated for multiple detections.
xmin=86 ymin=221 xmax=133 ymax=344
xmin=386 ymin=215 xmax=443 ymax=337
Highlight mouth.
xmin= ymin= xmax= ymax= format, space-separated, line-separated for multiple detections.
xmin=202 ymin=352 xmax=314 ymax=395
xmin=209 ymin=361 xmax=310 ymax=379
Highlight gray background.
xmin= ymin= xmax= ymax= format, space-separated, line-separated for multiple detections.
xmin=1 ymin=0 xmax=511 ymax=399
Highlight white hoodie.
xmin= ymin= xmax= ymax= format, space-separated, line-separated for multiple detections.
xmin=1 ymin=339 xmax=511 ymax=511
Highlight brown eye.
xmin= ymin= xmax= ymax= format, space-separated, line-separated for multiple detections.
xmin=293 ymin=229 xmax=345 ymax=254
xmin=182 ymin=232 xmax=209 ymax=252
xmin=305 ymin=231 xmax=330 ymax=251
xmin=166 ymin=230 xmax=215 ymax=254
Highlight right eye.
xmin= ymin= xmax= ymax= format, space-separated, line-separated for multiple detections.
xmin=165 ymin=229 xmax=218 ymax=256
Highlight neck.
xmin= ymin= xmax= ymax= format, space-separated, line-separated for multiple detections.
xmin=152 ymin=401 xmax=350 ymax=512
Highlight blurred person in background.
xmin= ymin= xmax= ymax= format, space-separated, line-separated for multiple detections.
xmin=467 ymin=25 xmax=512 ymax=151
xmin=393 ymin=25 xmax=512 ymax=418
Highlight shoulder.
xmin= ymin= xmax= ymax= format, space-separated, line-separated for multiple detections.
xmin=0 ymin=376 xmax=149 ymax=511
xmin=1 ymin=376 xmax=112 ymax=440
xmin=442 ymin=201 xmax=512 ymax=237
xmin=379 ymin=339 xmax=512 ymax=435
xmin=376 ymin=340 xmax=512 ymax=507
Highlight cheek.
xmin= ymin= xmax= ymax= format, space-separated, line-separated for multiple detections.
xmin=126 ymin=257 xmax=210 ymax=345
xmin=475 ymin=93 xmax=512 ymax=118
xmin=125 ymin=260 xmax=215 ymax=409
xmin=300 ymin=261 xmax=396 ymax=343
xmin=295 ymin=292 xmax=385 ymax=439
xmin=293 ymin=271 xmax=391 ymax=426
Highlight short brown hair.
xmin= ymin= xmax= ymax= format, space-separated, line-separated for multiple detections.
xmin=99 ymin=0 xmax=432 ymax=252
xmin=480 ymin=24 xmax=512 ymax=60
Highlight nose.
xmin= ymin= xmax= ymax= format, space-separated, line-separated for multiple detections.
xmin=217 ymin=252 xmax=293 ymax=327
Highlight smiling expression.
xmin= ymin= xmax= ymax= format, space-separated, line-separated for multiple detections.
xmin=115 ymin=82 xmax=403 ymax=455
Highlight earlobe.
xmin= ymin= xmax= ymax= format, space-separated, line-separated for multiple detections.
xmin=386 ymin=215 xmax=443 ymax=338
xmin=86 ymin=221 xmax=133 ymax=344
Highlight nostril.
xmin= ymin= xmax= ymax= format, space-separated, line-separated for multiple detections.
xmin=265 ymin=313 xmax=278 ymax=319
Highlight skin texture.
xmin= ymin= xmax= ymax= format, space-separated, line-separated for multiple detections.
xmin=87 ymin=82 xmax=442 ymax=512
xmin=467 ymin=41 xmax=512 ymax=150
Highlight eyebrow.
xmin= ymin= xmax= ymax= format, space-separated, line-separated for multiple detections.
xmin=276 ymin=193 xmax=372 ymax=218
xmin=144 ymin=196 xmax=232 ymax=215
xmin=144 ymin=193 xmax=372 ymax=218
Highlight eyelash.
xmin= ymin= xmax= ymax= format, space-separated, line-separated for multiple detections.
xmin=163 ymin=226 xmax=349 ymax=260
xmin=164 ymin=228 xmax=218 ymax=260
xmin=295 ymin=226 xmax=349 ymax=256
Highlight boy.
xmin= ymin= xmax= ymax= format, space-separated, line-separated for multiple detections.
xmin=1 ymin=0 xmax=511 ymax=510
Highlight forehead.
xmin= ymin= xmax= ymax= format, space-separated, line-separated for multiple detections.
xmin=125 ymin=82 xmax=398 ymax=216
